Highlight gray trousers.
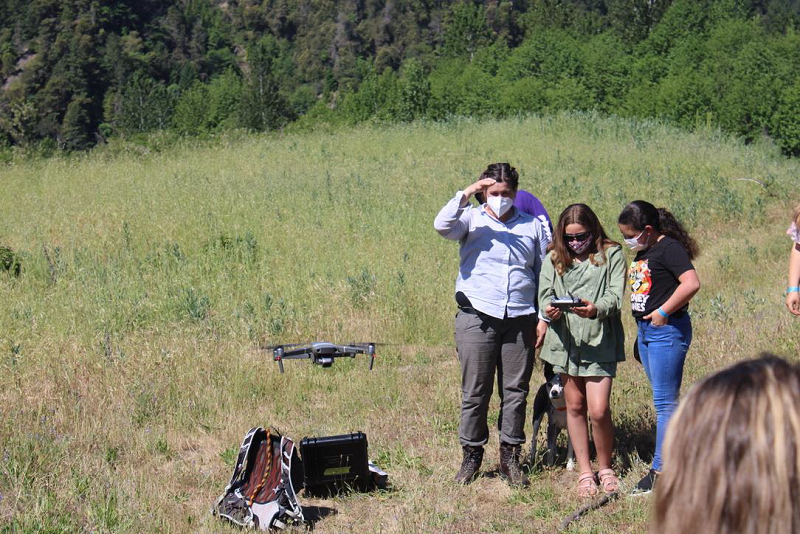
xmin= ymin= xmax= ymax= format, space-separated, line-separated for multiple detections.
xmin=455 ymin=310 xmax=536 ymax=447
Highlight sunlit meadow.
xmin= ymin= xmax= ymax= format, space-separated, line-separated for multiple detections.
xmin=1 ymin=112 xmax=799 ymax=532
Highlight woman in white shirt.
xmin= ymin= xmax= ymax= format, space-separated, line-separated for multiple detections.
xmin=434 ymin=163 xmax=550 ymax=487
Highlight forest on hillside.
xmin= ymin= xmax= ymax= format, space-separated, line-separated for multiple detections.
xmin=1 ymin=0 xmax=800 ymax=155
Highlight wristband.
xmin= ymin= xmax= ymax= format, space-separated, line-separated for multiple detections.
xmin=657 ymin=307 xmax=669 ymax=318
xmin=789 ymin=286 xmax=800 ymax=293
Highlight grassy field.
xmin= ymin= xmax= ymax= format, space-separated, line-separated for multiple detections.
xmin=1 ymin=112 xmax=799 ymax=532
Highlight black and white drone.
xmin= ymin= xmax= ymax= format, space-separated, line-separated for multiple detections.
xmin=266 ymin=342 xmax=377 ymax=373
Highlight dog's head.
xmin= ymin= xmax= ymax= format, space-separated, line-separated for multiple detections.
xmin=543 ymin=362 xmax=564 ymax=400
xmin=547 ymin=374 xmax=564 ymax=400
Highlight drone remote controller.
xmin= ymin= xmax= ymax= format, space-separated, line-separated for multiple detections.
xmin=551 ymin=296 xmax=584 ymax=309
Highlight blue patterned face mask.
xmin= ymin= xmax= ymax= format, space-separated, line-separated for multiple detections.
xmin=487 ymin=196 xmax=513 ymax=217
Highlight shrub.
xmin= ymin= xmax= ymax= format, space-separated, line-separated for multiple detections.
xmin=773 ymin=83 xmax=800 ymax=156
xmin=339 ymin=68 xmax=400 ymax=123
xmin=117 ymin=72 xmax=176 ymax=134
xmin=0 ymin=245 xmax=21 ymax=275
xmin=498 ymin=29 xmax=582 ymax=82
xmin=173 ymin=71 xmax=243 ymax=135
xmin=429 ymin=61 xmax=497 ymax=118
xmin=497 ymin=77 xmax=546 ymax=117
xmin=396 ymin=59 xmax=431 ymax=122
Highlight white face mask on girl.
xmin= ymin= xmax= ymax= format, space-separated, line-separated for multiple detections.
xmin=487 ymin=196 xmax=514 ymax=218
xmin=625 ymin=230 xmax=647 ymax=251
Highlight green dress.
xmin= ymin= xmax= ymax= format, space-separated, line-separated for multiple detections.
xmin=538 ymin=245 xmax=626 ymax=377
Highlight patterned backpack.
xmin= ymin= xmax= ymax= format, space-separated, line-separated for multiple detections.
xmin=212 ymin=427 xmax=305 ymax=530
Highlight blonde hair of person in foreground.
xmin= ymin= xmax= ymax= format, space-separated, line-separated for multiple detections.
xmin=653 ymin=355 xmax=800 ymax=534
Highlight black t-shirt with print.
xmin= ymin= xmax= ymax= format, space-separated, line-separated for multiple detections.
xmin=628 ymin=236 xmax=695 ymax=319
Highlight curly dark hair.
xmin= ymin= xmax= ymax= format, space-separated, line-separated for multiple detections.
xmin=618 ymin=200 xmax=699 ymax=260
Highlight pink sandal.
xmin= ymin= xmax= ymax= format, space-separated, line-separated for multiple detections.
xmin=597 ymin=468 xmax=619 ymax=494
xmin=577 ymin=471 xmax=599 ymax=497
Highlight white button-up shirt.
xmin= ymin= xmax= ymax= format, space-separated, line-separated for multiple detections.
xmin=434 ymin=191 xmax=551 ymax=319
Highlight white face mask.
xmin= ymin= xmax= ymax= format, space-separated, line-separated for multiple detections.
xmin=625 ymin=230 xmax=647 ymax=251
xmin=487 ymin=196 xmax=514 ymax=218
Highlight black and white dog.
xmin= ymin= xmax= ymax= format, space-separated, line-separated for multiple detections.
xmin=530 ymin=362 xmax=575 ymax=470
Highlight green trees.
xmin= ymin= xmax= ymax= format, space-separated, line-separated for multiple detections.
xmin=0 ymin=0 xmax=799 ymax=156
xmin=238 ymin=36 xmax=291 ymax=131
xmin=61 ymin=94 xmax=92 ymax=150
xmin=173 ymin=70 xmax=242 ymax=135
xmin=442 ymin=2 xmax=492 ymax=60
xmin=116 ymin=73 xmax=175 ymax=134
xmin=773 ymin=84 xmax=800 ymax=156
xmin=396 ymin=59 xmax=430 ymax=121
xmin=340 ymin=67 xmax=400 ymax=123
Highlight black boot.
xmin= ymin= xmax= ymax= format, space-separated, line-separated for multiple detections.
xmin=454 ymin=445 xmax=484 ymax=484
xmin=499 ymin=442 xmax=529 ymax=487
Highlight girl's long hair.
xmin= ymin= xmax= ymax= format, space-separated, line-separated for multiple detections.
xmin=549 ymin=203 xmax=619 ymax=275
xmin=653 ymin=355 xmax=800 ymax=534
xmin=794 ymin=204 xmax=800 ymax=226
xmin=618 ymin=200 xmax=699 ymax=260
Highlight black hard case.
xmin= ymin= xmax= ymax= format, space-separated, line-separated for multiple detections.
xmin=299 ymin=432 xmax=369 ymax=492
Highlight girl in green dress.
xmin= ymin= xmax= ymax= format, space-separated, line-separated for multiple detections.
xmin=536 ymin=203 xmax=626 ymax=497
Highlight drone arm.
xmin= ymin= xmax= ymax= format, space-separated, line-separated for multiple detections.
xmin=281 ymin=347 xmax=314 ymax=358
xmin=338 ymin=345 xmax=366 ymax=354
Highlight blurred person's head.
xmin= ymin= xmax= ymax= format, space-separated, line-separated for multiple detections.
xmin=653 ymin=355 xmax=800 ymax=534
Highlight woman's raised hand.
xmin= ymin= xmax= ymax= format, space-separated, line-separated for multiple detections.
xmin=464 ymin=178 xmax=496 ymax=199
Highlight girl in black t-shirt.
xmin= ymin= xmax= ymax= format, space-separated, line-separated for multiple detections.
xmin=617 ymin=200 xmax=701 ymax=496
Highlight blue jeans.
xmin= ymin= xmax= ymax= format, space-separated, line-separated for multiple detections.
xmin=636 ymin=313 xmax=692 ymax=471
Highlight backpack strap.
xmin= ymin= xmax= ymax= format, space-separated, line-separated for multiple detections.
xmin=227 ymin=426 xmax=261 ymax=491
xmin=280 ymin=436 xmax=306 ymax=524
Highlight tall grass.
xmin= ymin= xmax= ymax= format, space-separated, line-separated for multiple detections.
xmin=1 ymin=111 xmax=798 ymax=531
